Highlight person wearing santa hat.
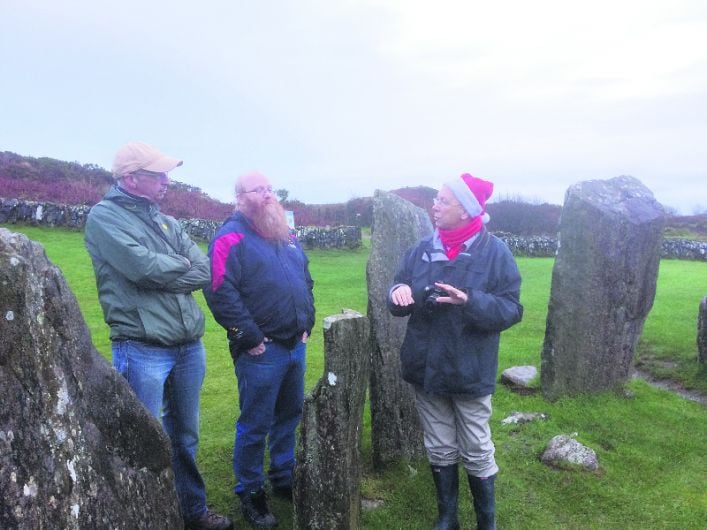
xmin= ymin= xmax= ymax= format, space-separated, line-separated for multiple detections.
xmin=388 ymin=173 xmax=523 ymax=530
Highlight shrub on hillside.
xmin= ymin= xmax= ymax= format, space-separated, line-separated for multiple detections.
xmin=161 ymin=190 xmax=234 ymax=221
xmin=1 ymin=151 xmax=235 ymax=221
xmin=486 ymin=200 xmax=561 ymax=236
xmin=0 ymin=175 xmax=106 ymax=205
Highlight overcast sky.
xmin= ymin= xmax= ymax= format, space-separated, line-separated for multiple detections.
xmin=2 ymin=0 xmax=706 ymax=212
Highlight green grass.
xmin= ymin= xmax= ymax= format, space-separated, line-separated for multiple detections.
xmin=3 ymin=224 xmax=706 ymax=529
xmin=637 ymin=260 xmax=707 ymax=393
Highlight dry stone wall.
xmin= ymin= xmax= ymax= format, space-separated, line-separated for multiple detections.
xmin=0 ymin=197 xmax=363 ymax=249
xmin=1 ymin=197 xmax=704 ymax=258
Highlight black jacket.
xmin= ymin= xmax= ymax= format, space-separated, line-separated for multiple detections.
xmin=388 ymin=228 xmax=523 ymax=396
xmin=204 ymin=212 xmax=315 ymax=356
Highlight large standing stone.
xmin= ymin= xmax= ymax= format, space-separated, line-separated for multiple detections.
xmin=541 ymin=176 xmax=665 ymax=400
xmin=0 ymin=229 xmax=182 ymax=529
xmin=366 ymin=190 xmax=431 ymax=466
xmin=699 ymin=297 xmax=707 ymax=364
xmin=293 ymin=310 xmax=370 ymax=530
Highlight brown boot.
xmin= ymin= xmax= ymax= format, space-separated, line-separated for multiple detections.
xmin=184 ymin=509 xmax=233 ymax=530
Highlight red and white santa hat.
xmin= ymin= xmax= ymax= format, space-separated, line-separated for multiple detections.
xmin=444 ymin=173 xmax=494 ymax=224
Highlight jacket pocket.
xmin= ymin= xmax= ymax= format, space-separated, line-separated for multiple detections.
xmin=447 ymin=260 xmax=489 ymax=293
xmin=136 ymin=305 xmax=183 ymax=344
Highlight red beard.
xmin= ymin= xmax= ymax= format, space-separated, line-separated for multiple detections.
xmin=243 ymin=200 xmax=291 ymax=242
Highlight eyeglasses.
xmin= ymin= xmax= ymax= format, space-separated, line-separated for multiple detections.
xmin=132 ymin=170 xmax=169 ymax=182
xmin=433 ymin=196 xmax=457 ymax=207
xmin=240 ymin=185 xmax=273 ymax=195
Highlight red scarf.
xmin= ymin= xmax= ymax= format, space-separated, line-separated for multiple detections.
xmin=438 ymin=218 xmax=482 ymax=260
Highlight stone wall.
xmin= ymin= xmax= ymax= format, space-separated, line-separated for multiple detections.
xmin=296 ymin=225 xmax=362 ymax=250
xmin=0 ymin=197 xmax=91 ymax=228
xmin=659 ymin=238 xmax=707 ymax=261
xmin=493 ymin=232 xmax=559 ymax=257
xmin=1 ymin=197 xmax=704 ymax=258
xmin=494 ymin=231 xmax=705 ymax=261
xmin=0 ymin=197 xmax=363 ymax=250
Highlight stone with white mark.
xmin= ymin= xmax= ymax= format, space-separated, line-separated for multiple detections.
xmin=0 ymin=228 xmax=182 ymax=528
xmin=23 ymin=477 xmax=38 ymax=497
xmin=67 ymin=458 xmax=77 ymax=483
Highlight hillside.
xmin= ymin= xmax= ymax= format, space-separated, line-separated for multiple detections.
xmin=0 ymin=151 xmax=234 ymax=221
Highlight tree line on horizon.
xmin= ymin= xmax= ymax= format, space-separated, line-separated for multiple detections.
xmin=2 ymin=150 xmax=704 ymax=237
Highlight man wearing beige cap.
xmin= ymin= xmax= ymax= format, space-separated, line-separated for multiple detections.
xmin=85 ymin=142 xmax=232 ymax=530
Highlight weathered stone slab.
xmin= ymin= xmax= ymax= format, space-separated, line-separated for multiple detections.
xmin=366 ymin=190 xmax=431 ymax=466
xmin=0 ymin=228 xmax=182 ymax=529
xmin=541 ymin=176 xmax=665 ymax=400
xmin=699 ymin=297 xmax=707 ymax=364
xmin=293 ymin=309 xmax=371 ymax=530
xmin=501 ymin=365 xmax=538 ymax=389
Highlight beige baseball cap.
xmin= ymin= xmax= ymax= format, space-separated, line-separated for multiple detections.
xmin=112 ymin=141 xmax=183 ymax=178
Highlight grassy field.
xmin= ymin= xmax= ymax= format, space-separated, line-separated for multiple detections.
xmin=3 ymin=224 xmax=706 ymax=529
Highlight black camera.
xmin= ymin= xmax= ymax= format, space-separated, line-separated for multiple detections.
xmin=423 ymin=284 xmax=447 ymax=310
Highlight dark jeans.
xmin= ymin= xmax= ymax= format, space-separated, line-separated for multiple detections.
xmin=233 ymin=340 xmax=306 ymax=494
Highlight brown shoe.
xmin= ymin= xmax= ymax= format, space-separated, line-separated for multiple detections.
xmin=184 ymin=510 xmax=234 ymax=530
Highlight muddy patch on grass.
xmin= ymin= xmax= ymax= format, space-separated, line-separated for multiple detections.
xmin=631 ymin=368 xmax=706 ymax=406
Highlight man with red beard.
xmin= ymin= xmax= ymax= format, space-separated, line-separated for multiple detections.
xmin=204 ymin=172 xmax=315 ymax=528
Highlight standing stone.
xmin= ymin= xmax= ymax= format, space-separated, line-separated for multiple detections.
xmin=294 ymin=310 xmax=370 ymax=530
xmin=366 ymin=190 xmax=431 ymax=466
xmin=699 ymin=297 xmax=707 ymax=364
xmin=541 ymin=176 xmax=665 ymax=400
xmin=0 ymin=229 xmax=182 ymax=529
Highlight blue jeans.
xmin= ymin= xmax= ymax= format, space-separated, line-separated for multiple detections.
xmin=233 ymin=340 xmax=306 ymax=494
xmin=112 ymin=339 xmax=207 ymax=520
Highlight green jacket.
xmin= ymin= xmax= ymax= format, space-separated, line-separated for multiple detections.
xmin=85 ymin=185 xmax=210 ymax=346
